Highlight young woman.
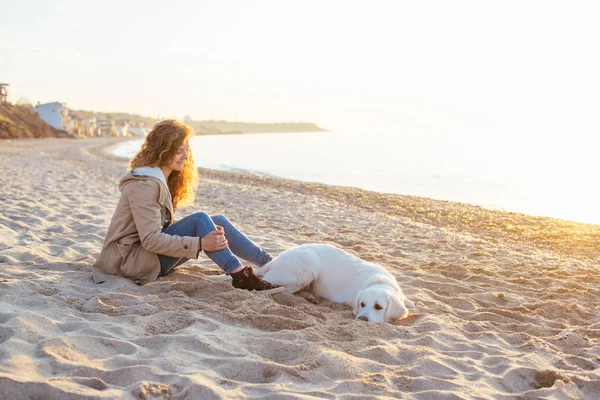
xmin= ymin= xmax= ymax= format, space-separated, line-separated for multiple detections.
xmin=92 ymin=119 xmax=278 ymax=291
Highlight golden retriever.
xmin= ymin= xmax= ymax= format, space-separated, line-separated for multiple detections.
xmin=254 ymin=244 xmax=414 ymax=322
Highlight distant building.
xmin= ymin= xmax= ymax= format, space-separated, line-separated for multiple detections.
xmin=66 ymin=115 xmax=86 ymax=136
xmin=127 ymin=126 xmax=148 ymax=137
xmin=114 ymin=123 xmax=129 ymax=137
xmin=33 ymin=101 xmax=69 ymax=130
xmin=83 ymin=118 xmax=97 ymax=136
xmin=96 ymin=119 xmax=116 ymax=136
xmin=0 ymin=83 xmax=8 ymax=104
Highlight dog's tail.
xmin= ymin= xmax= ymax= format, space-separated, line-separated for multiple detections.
xmin=253 ymin=260 xmax=274 ymax=277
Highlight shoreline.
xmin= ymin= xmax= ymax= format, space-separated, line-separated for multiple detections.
xmin=97 ymin=136 xmax=600 ymax=262
xmin=87 ymin=136 xmax=140 ymax=161
xmin=197 ymin=168 xmax=600 ymax=263
xmin=1 ymin=137 xmax=598 ymax=398
xmin=104 ymin=134 xmax=600 ymax=228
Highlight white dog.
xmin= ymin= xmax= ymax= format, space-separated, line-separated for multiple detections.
xmin=254 ymin=244 xmax=414 ymax=322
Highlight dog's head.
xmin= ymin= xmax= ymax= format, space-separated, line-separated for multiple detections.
xmin=354 ymin=286 xmax=414 ymax=323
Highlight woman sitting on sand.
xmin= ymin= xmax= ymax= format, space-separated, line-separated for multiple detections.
xmin=92 ymin=119 xmax=278 ymax=291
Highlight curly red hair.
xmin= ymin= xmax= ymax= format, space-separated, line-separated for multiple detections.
xmin=130 ymin=119 xmax=198 ymax=211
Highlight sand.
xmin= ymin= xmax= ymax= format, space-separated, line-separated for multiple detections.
xmin=0 ymin=137 xmax=598 ymax=399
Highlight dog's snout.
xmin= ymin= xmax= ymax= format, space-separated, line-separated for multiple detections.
xmin=357 ymin=316 xmax=368 ymax=322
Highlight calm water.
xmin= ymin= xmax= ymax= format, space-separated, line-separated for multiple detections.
xmin=112 ymin=131 xmax=599 ymax=224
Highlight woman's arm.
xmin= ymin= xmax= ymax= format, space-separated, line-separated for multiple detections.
xmin=124 ymin=180 xmax=201 ymax=258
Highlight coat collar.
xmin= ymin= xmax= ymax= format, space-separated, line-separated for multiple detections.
xmin=119 ymin=170 xmax=174 ymax=217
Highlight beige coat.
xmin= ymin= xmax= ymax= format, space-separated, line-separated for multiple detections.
xmin=92 ymin=170 xmax=201 ymax=285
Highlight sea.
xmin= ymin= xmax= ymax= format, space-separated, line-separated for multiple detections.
xmin=111 ymin=130 xmax=599 ymax=225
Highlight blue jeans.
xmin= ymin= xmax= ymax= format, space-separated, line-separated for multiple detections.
xmin=158 ymin=213 xmax=272 ymax=276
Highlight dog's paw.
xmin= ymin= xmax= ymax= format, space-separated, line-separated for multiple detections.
xmin=296 ymin=290 xmax=320 ymax=304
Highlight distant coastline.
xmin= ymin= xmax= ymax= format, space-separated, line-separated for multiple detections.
xmin=0 ymin=103 xmax=326 ymax=139
xmin=71 ymin=109 xmax=327 ymax=135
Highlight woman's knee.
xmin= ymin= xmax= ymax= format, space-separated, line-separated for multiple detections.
xmin=191 ymin=212 xmax=215 ymax=229
xmin=189 ymin=212 xmax=217 ymax=235
xmin=210 ymin=214 xmax=230 ymax=226
xmin=191 ymin=212 xmax=212 ymax=222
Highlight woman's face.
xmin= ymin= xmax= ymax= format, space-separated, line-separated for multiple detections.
xmin=164 ymin=139 xmax=190 ymax=172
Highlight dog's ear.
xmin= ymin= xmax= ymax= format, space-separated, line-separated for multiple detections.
xmin=384 ymin=291 xmax=408 ymax=322
xmin=360 ymin=274 xmax=391 ymax=291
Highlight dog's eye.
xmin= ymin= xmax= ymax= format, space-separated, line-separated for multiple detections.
xmin=360 ymin=302 xmax=365 ymax=308
xmin=374 ymin=304 xmax=383 ymax=310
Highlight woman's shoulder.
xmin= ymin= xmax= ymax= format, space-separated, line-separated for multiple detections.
xmin=121 ymin=176 xmax=163 ymax=195
xmin=121 ymin=175 xmax=172 ymax=210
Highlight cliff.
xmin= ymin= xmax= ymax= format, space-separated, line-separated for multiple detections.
xmin=0 ymin=104 xmax=70 ymax=139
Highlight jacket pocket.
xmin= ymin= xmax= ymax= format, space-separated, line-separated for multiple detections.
xmin=116 ymin=242 xmax=132 ymax=259
xmin=93 ymin=241 xmax=124 ymax=277
xmin=116 ymin=236 xmax=139 ymax=259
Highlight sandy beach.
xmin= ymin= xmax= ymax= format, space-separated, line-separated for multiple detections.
xmin=0 ymin=137 xmax=598 ymax=399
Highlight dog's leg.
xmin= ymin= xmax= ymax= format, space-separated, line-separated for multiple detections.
xmin=260 ymin=252 xmax=319 ymax=294
xmin=263 ymin=266 xmax=316 ymax=294
xmin=296 ymin=290 xmax=320 ymax=304
xmin=261 ymin=287 xmax=287 ymax=296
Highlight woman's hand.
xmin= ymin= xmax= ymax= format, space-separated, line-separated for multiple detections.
xmin=201 ymin=230 xmax=228 ymax=252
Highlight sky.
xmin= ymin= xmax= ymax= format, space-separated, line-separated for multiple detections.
xmin=1 ymin=0 xmax=599 ymax=139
